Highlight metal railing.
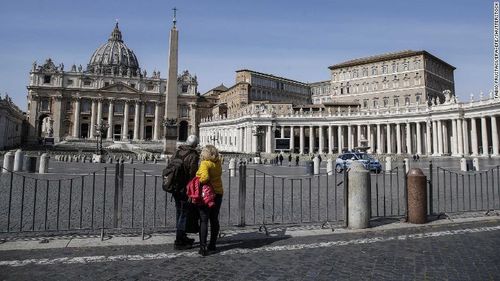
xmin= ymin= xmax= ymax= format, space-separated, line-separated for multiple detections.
xmin=428 ymin=162 xmax=500 ymax=215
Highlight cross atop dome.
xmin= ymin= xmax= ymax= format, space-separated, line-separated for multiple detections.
xmin=173 ymin=7 xmax=177 ymax=28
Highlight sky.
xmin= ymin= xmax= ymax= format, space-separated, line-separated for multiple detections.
xmin=0 ymin=0 xmax=495 ymax=111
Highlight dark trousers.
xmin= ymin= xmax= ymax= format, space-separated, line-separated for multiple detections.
xmin=198 ymin=194 xmax=223 ymax=247
xmin=174 ymin=194 xmax=188 ymax=242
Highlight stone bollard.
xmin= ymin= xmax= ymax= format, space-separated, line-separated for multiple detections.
xmin=13 ymin=149 xmax=24 ymax=172
xmin=154 ymin=158 xmax=157 ymax=164
xmin=473 ymin=157 xmax=480 ymax=171
xmin=313 ymin=156 xmax=320 ymax=175
xmin=460 ymin=158 xmax=467 ymax=171
xmin=326 ymin=159 xmax=333 ymax=175
xmin=407 ymin=168 xmax=427 ymax=224
xmin=39 ymin=153 xmax=50 ymax=174
xmin=347 ymin=161 xmax=371 ymax=229
xmin=130 ymin=158 xmax=134 ymax=164
xmin=2 ymin=151 xmax=14 ymax=173
xmin=403 ymin=158 xmax=410 ymax=174
xmin=142 ymin=158 xmax=146 ymax=164
xmin=385 ymin=156 xmax=392 ymax=171
xmin=23 ymin=155 xmax=37 ymax=173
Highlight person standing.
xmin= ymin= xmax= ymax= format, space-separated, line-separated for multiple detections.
xmin=288 ymin=154 xmax=292 ymax=166
xmin=196 ymin=145 xmax=224 ymax=256
xmin=279 ymin=154 xmax=284 ymax=166
xmin=295 ymin=155 xmax=300 ymax=166
xmin=169 ymin=135 xmax=200 ymax=250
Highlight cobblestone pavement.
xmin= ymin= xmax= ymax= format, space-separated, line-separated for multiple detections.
xmin=1 ymin=219 xmax=499 ymax=280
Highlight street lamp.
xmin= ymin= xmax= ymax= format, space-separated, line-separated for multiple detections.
xmin=94 ymin=119 xmax=109 ymax=156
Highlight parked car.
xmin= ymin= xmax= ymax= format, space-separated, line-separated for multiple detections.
xmin=335 ymin=152 xmax=382 ymax=173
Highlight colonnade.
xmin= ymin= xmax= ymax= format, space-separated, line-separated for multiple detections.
xmin=200 ymin=115 xmax=500 ymax=157
xmin=71 ymin=97 xmax=162 ymax=141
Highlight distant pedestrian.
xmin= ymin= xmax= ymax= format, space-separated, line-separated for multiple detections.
xmin=416 ymin=154 xmax=420 ymax=161
xmin=412 ymin=154 xmax=417 ymax=161
xmin=275 ymin=155 xmax=279 ymax=166
xmin=279 ymin=154 xmax=284 ymax=166
xmin=288 ymin=154 xmax=292 ymax=166
xmin=318 ymin=154 xmax=322 ymax=163
xmin=295 ymin=155 xmax=300 ymax=166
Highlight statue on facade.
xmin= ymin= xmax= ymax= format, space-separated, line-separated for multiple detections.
xmin=143 ymin=69 xmax=147 ymax=77
xmin=32 ymin=61 xmax=37 ymax=72
xmin=59 ymin=63 xmax=64 ymax=71
xmin=78 ymin=64 xmax=82 ymax=72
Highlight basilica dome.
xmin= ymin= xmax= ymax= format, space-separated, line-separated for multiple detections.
xmin=87 ymin=23 xmax=140 ymax=76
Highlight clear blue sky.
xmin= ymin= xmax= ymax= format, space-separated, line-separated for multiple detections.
xmin=0 ymin=0 xmax=495 ymax=110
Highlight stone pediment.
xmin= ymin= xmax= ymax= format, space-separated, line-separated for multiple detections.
xmin=101 ymin=82 xmax=139 ymax=93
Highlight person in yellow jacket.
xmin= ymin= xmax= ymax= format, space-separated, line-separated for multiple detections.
xmin=196 ymin=144 xmax=223 ymax=256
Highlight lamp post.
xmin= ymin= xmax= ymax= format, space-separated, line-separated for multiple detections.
xmin=94 ymin=119 xmax=109 ymax=156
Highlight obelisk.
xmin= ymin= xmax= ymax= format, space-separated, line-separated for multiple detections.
xmin=163 ymin=8 xmax=179 ymax=154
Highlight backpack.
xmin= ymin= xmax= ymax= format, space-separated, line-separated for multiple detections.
xmin=162 ymin=154 xmax=188 ymax=194
xmin=186 ymin=177 xmax=216 ymax=208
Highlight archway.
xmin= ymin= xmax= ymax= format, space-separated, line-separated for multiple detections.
xmin=114 ymin=124 xmax=122 ymax=141
xmin=145 ymin=126 xmax=153 ymax=140
xmin=37 ymin=114 xmax=51 ymax=139
xmin=179 ymin=121 xmax=188 ymax=142
xmin=80 ymin=124 xmax=89 ymax=139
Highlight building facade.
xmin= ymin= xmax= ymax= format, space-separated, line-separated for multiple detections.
xmin=26 ymin=23 xmax=210 ymax=144
xmin=0 ymin=95 xmax=25 ymax=150
xmin=200 ymin=51 xmax=500 ymax=157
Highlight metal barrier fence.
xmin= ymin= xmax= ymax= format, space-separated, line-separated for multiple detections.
xmin=370 ymin=165 xmax=407 ymax=218
xmin=429 ymin=162 xmax=500 ymax=215
xmin=1 ymin=160 xmax=498 ymax=240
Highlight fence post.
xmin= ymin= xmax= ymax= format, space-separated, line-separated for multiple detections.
xmin=403 ymin=160 xmax=408 ymax=221
xmin=343 ymin=167 xmax=349 ymax=228
xmin=113 ymin=163 xmax=124 ymax=228
xmin=238 ymin=161 xmax=247 ymax=227
xmin=428 ymin=160 xmax=433 ymax=215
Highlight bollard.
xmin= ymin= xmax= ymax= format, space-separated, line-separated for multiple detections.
xmin=13 ymin=149 xmax=24 ymax=172
xmin=385 ymin=156 xmax=392 ymax=171
xmin=22 ymin=155 xmax=37 ymax=173
xmin=2 ymin=151 xmax=14 ymax=173
xmin=229 ymin=158 xmax=236 ymax=177
xmin=403 ymin=158 xmax=410 ymax=174
xmin=407 ymin=168 xmax=427 ymax=224
xmin=472 ymin=157 xmax=480 ymax=171
xmin=313 ymin=156 xmax=320 ymax=175
xmin=460 ymin=158 xmax=467 ymax=171
xmin=39 ymin=153 xmax=50 ymax=174
xmin=326 ymin=159 xmax=333 ymax=175
xmin=347 ymin=161 xmax=371 ymax=229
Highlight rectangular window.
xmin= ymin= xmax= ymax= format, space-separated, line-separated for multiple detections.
xmin=130 ymin=83 xmax=136 ymax=89
xmin=67 ymin=79 xmax=73 ymax=85
xmin=147 ymin=84 xmax=154 ymax=91
xmin=43 ymin=75 xmax=51 ymax=84
xmin=104 ymin=82 xmax=110 ymax=87
xmin=41 ymin=99 xmax=50 ymax=111
xmin=83 ymin=80 xmax=91 ymax=86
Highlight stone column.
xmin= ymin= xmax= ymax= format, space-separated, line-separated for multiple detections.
xmin=442 ymin=121 xmax=449 ymax=154
xmin=386 ymin=123 xmax=392 ymax=154
xmin=266 ymin=125 xmax=273 ymax=153
xmin=153 ymin=102 xmax=160 ymax=141
xmin=367 ymin=125 xmax=372 ymax=153
xmin=309 ymin=126 xmax=314 ymax=153
xmin=471 ymin=118 xmax=479 ymax=156
xmin=437 ymin=120 xmax=444 ymax=155
xmin=432 ymin=120 xmax=438 ymax=155
xmin=492 ymin=116 xmax=499 ymax=156
xmin=416 ymin=122 xmax=422 ymax=155
xmin=338 ymin=126 xmax=343 ymax=153
xmin=463 ymin=119 xmax=470 ymax=156
xmin=96 ymin=98 xmax=103 ymax=126
xmin=280 ymin=126 xmax=285 ymax=138
xmin=72 ymin=97 xmax=81 ymax=138
xmin=396 ymin=123 xmax=402 ymax=154
xmin=357 ymin=124 xmax=362 ymax=147
xmin=122 ymin=101 xmax=129 ymax=140
xmin=376 ymin=124 xmax=381 ymax=154
xmin=107 ymin=99 xmax=114 ymax=140
xmin=140 ymin=102 xmax=145 ymax=140
xmin=457 ymin=118 xmax=464 ymax=156
xmin=319 ymin=126 xmax=324 ymax=154
xmin=52 ymin=95 xmax=63 ymax=142
xmin=426 ymin=121 xmax=432 ymax=156
xmin=89 ymin=98 xmax=97 ymax=138
xmin=328 ymin=125 xmax=333 ymax=154
xmin=133 ymin=101 xmax=140 ymax=140
xmin=451 ymin=119 xmax=458 ymax=155
xmin=347 ymin=125 xmax=352 ymax=151
xmin=299 ymin=126 xmax=305 ymax=154
xmin=406 ymin=122 xmax=412 ymax=155
xmin=481 ymin=116 xmax=489 ymax=156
